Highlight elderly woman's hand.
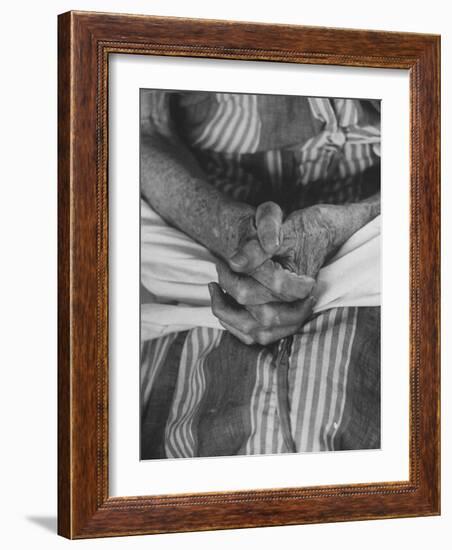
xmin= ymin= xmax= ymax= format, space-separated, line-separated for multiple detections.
xmin=228 ymin=202 xmax=337 ymax=282
xmin=212 ymin=198 xmax=380 ymax=345
xmin=227 ymin=199 xmax=380 ymax=290
xmin=223 ymin=202 xmax=317 ymax=303
xmin=208 ymin=281 xmax=316 ymax=346
xmin=209 ymin=201 xmax=325 ymax=346
xmin=219 ymin=201 xmax=336 ymax=310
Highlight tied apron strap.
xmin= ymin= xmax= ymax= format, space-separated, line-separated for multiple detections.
xmin=292 ymin=98 xmax=381 ymax=186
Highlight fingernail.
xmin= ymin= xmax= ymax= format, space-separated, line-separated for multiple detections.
xmin=262 ymin=233 xmax=278 ymax=252
xmin=207 ymin=283 xmax=214 ymax=297
xmin=229 ymin=252 xmax=248 ymax=268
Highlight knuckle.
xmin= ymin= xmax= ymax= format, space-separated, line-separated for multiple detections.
xmin=243 ymin=335 xmax=255 ymax=346
xmin=241 ymin=319 xmax=256 ymax=334
xmin=255 ymin=331 xmax=272 ymax=346
xmin=232 ymin=328 xmax=254 ymax=346
xmin=256 ymin=306 xmax=276 ymax=328
xmin=272 ymin=276 xmax=283 ymax=296
xmin=234 ymin=286 xmax=249 ymax=305
xmin=260 ymin=228 xmax=277 ymax=248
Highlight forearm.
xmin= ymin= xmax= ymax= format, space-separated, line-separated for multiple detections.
xmin=319 ymin=192 xmax=380 ymax=250
xmin=140 ymin=131 xmax=254 ymax=259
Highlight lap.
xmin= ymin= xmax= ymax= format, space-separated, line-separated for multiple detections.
xmin=140 ymin=306 xmax=380 ymax=459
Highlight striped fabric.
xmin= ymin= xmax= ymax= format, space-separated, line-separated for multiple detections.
xmin=245 ymin=349 xmax=286 ymax=455
xmin=184 ymin=93 xmax=379 ymax=207
xmin=195 ymin=148 xmax=380 ymax=210
xmin=173 ymin=92 xmax=380 ymax=188
xmin=287 ymin=307 xmax=357 ymax=452
xmin=140 ymin=91 xmax=381 ymax=459
xmin=140 ymin=307 xmax=379 ymax=458
xmin=164 ymin=328 xmax=223 ymax=458
xmin=140 ymin=333 xmax=177 ymax=406
xmin=264 ymin=149 xmax=284 ymax=189
xmin=142 ymin=90 xmax=381 ymax=209
xmin=239 ymin=307 xmax=358 ymax=454
xmin=258 ymin=98 xmax=380 ymax=187
xmin=192 ymin=93 xmax=261 ymax=154
xmin=197 ymin=151 xmax=263 ymax=203
xmin=295 ymin=97 xmax=380 ymax=185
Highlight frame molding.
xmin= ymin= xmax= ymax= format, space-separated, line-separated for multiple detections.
xmin=58 ymin=11 xmax=440 ymax=538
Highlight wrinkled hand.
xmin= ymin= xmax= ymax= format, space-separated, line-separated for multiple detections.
xmin=211 ymin=201 xmax=317 ymax=346
xmin=229 ymin=202 xmax=338 ymax=282
xmin=225 ymin=202 xmax=317 ymax=303
xmin=209 ymin=201 xmax=338 ymax=345
xmin=229 ymin=199 xmax=379 ymax=282
xmin=218 ymin=202 xmax=339 ymax=313
xmin=208 ymin=281 xmax=315 ymax=346
xmin=211 ymin=199 xmax=378 ymax=345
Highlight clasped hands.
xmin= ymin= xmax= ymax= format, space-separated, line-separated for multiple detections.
xmin=208 ymin=201 xmax=336 ymax=346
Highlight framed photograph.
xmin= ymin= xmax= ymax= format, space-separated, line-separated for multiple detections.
xmin=58 ymin=11 xmax=440 ymax=538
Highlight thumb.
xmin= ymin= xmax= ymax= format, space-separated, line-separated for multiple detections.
xmin=229 ymin=237 xmax=270 ymax=274
xmin=256 ymin=202 xmax=283 ymax=255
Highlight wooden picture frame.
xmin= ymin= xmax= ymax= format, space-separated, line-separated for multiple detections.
xmin=58 ymin=10 xmax=440 ymax=539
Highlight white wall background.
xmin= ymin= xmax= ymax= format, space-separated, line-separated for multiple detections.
xmin=0 ymin=1 xmax=449 ymax=548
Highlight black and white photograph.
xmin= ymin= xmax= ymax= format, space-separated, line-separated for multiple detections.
xmin=139 ymin=89 xmax=381 ymax=460
xmin=140 ymin=89 xmax=380 ymax=460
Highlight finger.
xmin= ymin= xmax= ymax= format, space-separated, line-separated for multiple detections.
xmin=252 ymin=259 xmax=316 ymax=301
xmin=222 ymin=319 xmax=307 ymax=346
xmin=228 ymin=238 xmax=269 ymax=274
xmin=218 ymin=320 xmax=255 ymax=346
xmin=256 ymin=202 xmax=283 ymax=255
xmin=253 ymin=323 xmax=306 ymax=346
xmin=247 ymin=296 xmax=316 ymax=328
xmin=208 ymin=282 xmax=258 ymax=334
xmin=222 ymin=320 xmax=307 ymax=347
xmin=216 ymin=260 xmax=277 ymax=305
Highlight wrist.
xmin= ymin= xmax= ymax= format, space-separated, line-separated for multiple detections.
xmin=317 ymin=199 xmax=380 ymax=251
xmin=217 ymin=201 xmax=256 ymax=260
